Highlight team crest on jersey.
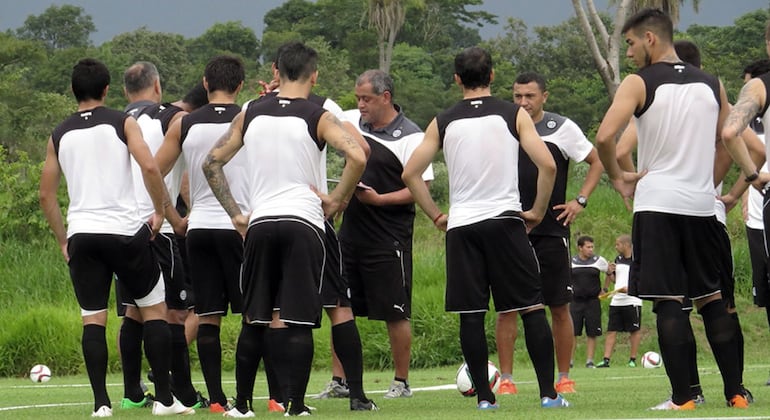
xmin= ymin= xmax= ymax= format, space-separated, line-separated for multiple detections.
xmin=214 ymin=106 xmax=226 ymax=114
xmin=470 ymin=99 xmax=483 ymax=108
xmin=279 ymin=99 xmax=291 ymax=107
xmin=546 ymin=119 xmax=557 ymax=129
xmin=80 ymin=111 xmax=92 ymax=120
xmin=393 ymin=129 xmax=402 ymax=137
xmin=179 ymin=290 xmax=187 ymax=301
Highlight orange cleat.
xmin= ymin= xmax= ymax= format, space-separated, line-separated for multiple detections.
xmin=497 ymin=378 xmax=518 ymax=395
xmin=267 ymin=399 xmax=285 ymax=413
xmin=555 ymin=376 xmax=576 ymax=394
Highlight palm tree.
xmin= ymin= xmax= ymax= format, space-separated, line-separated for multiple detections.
xmin=368 ymin=0 xmax=408 ymax=73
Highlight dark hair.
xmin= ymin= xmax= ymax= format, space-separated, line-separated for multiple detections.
xmin=621 ymin=8 xmax=673 ymax=43
xmin=743 ymin=59 xmax=770 ymax=79
xmin=514 ymin=72 xmax=547 ymax=92
xmin=577 ymin=235 xmax=594 ymax=247
xmin=673 ymin=40 xmax=700 ymax=68
xmin=454 ymin=46 xmax=492 ymax=89
xmin=182 ymin=81 xmax=209 ymax=110
xmin=71 ymin=58 xmax=110 ymax=102
xmin=356 ymin=69 xmax=395 ymax=98
xmin=123 ymin=61 xmax=159 ymax=94
xmin=204 ymin=55 xmax=245 ymax=94
xmin=277 ymin=42 xmax=318 ymax=82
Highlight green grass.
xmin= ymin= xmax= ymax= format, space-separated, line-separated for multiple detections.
xmin=2 ymin=363 xmax=770 ymax=419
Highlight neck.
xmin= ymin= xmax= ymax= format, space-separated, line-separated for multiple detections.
xmin=652 ymin=46 xmax=679 ymax=64
xmin=127 ymin=90 xmax=159 ymax=104
xmin=77 ymin=99 xmax=104 ymax=112
xmin=531 ymin=110 xmax=545 ymax=123
xmin=277 ymin=79 xmax=313 ymax=99
xmin=462 ymin=86 xmax=491 ymax=100
xmin=370 ymin=107 xmax=399 ymax=130
xmin=208 ymin=91 xmax=237 ymax=104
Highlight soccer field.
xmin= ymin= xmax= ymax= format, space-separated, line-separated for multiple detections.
xmin=3 ymin=364 xmax=770 ymax=419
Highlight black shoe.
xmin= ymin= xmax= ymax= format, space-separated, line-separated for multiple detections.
xmin=741 ymin=386 xmax=754 ymax=404
xmin=350 ymin=398 xmax=378 ymax=411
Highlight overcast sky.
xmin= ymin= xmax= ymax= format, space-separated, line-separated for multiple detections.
xmin=1 ymin=0 xmax=768 ymax=44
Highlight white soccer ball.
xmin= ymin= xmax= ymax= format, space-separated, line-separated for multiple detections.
xmin=29 ymin=364 xmax=51 ymax=383
xmin=456 ymin=360 xmax=501 ymax=397
xmin=642 ymin=351 xmax=662 ymax=369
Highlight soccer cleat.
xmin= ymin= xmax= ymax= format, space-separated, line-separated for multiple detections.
xmin=585 ymin=361 xmax=595 ymax=368
xmin=628 ymin=359 xmax=637 ymax=368
xmin=350 ymin=398 xmax=378 ymax=411
xmin=649 ymin=399 xmax=696 ymax=410
xmin=190 ymin=391 xmax=209 ymax=409
xmin=728 ymin=394 xmax=749 ymax=408
xmin=741 ymin=386 xmax=754 ymax=404
xmin=497 ymin=378 xmax=518 ymax=395
xmin=314 ymin=380 xmax=350 ymax=399
xmin=224 ymin=407 xmax=256 ymax=417
xmin=92 ymin=405 xmax=113 ymax=417
xmin=477 ymin=400 xmax=499 ymax=410
xmin=120 ymin=396 xmax=153 ymax=409
xmin=209 ymin=402 xmax=232 ymax=414
xmin=151 ymin=398 xmax=195 ymax=415
xmin=541 ymin=394 xmax=570 ymax=408
xmin=283 ymin=401 xmax=312 ymax=416
xmin=555 ymin=377 xmax=576 ymax=394
xmin=693 ymin=394 xmax=706 ymax=405
xmin=384 ymin=380 xmax=412 ymax=398
xmin=268 ymin=399 xmax=285 ymax=412
xmin=595 ymin=360 xmax=610 ymax=368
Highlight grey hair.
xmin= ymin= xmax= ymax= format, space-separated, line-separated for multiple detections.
xmin=356 ymin=69 xmax=394 ymax=98
xmin=123 ymin=61 xmax=159 ymax=94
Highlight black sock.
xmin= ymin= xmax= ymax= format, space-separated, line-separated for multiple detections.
xmin=270 ymin=327 xmax=314 ymax=414
xmin=731 ymin=312 xmax=745 ymax=387
xmin=83 ymin=324 xmax=110 ymax=411
xmin=169 ymin=323 xmax=196 ymax=406
xmin=684 ymin=321 xmax=702 ymax=396
xmin=603 ymin=357 xmax=610 ymax=363
xmin=197 ymin=323 xmax=226 ymax=405
xmin=234 ymin=323 xmax=265 ymax=412
xmin=459 ymin=313 xmax=494 ymax=405
xmin=700 ymin=300 xmax=741 ymax=399
xmin=143 ymin=319 xmax=172 ymax=405
xmin=332 ymin=320 xmax=366 ymax=400
xmin=521 ymin=309 xmax=556 ymax=399
xmin=119 ymin=317 xmax=144 ymax=402
xmin=655 ymin=300 xmax=692 ymax=405
xmin=266 ymin=329 xmax=289 ymax=404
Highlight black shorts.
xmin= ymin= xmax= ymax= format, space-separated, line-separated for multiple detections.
xmin=68 ymin=225 xmax=161 ymax=313
xmin=343 ymin=242 xmax=412 ymax=322
xmin=630 ymin=212 xmax=722 ymax=301
xmin=241 ymin=217 xmax=325 ymax=326
xmin=321 ymin=220 xmax=351 ymax=308
xmin=747 ymin=226 xmax=770 ymax=307
xmin=187 ymin=228 xmax=244 ymax=316
xmin=529 ymin=235 xmax=572 ymax=306
xmin=176 ymin=233 xmax=195 ymax=308
xmin=119 ymin=233 xmax=190 ymax=311
xmin=571 ymin=298 xmax=602 ymax=337
xmin=445 ymin=211 xmax=542 ymax=313
xmin=606 ymin=305 xmax=641 ymax=332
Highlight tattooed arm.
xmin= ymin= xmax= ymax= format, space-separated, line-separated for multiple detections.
xmin=317 ymin=111 xmax=366 ymax=218
xmin=721 ymin=79 xmax=765 ymax=187
xmin=203 ymin=111 xmax=248 ymax=234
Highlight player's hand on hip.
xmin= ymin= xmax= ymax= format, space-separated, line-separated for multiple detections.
xmin=752 ymin=172 xmax=770 ymax=194
xmin=520 ymin=210 xmax=543 ymax=233
xmin=149 ymin=212 xmax=163 ymax=240
xmin=611 ymin=170 xmax=646 ymax=211
xmin=172 ymin=216 xmax=188 ymax=237
xmin=231 ymin=214 xmax=249 ymax=239
xmin=553 ymin=200 xmax=584 ymax=226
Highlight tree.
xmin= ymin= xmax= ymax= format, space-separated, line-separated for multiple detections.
xmin=16 ymin=5 xmax=95 ymax=50
xmin=368 ymin=0 xmax=410 ymax=73
xmin=571 ymin=0 xmax=700 ymax=99
xmin=189 ymin=21 xmax=258 ymax=63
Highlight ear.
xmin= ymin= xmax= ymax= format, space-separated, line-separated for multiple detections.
xmin=310 ymin=70 xmax=318 ymax=86
xmin=490 ymin=69 xmax=495 ymax=83
xmin=102 ymin=85 xmax=109 ymax=100
xmin=202 ymin=77 xmax=209 ymax=92
xmin=453 ymin=73 xmax=462 ymax=87
xmin=234 ymin=80 xmax=244 ymax=94
xmin=542 ymin=90 xmax=549 ymax=103
xmin=154 ymin=78 xmax=162 ymax=95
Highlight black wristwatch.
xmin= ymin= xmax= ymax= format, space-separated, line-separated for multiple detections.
xmin=576 ymin=195 xmax=588 ymax=208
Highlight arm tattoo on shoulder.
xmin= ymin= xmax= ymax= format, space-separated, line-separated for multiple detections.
xmin=726 ymin=93 xmax=762 ymax=135
xmin=324 ymin=113 xmax=345 ymax=129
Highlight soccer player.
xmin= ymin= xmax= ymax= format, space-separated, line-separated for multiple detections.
xmin=496 ymin=71 xmax=603 ymax=394
xmin=154 ymin=55 xmax=249 ymax=414
xmin=596 ymin=234 xmax=642 ymax=368
xmin=339 ymin=69 xmax=434 ymax=399
xmin=203 ymin=41 xmax=366 ymax=417
xmin=597 ymin=9 xmax=759 ymax=410
xmin=403 ymin=46 xmax=568 ymax=410
xmin=569 ymin=235 xmax=609 ymax=368
xmin=39 ymin=58 xmax=191 ymax=416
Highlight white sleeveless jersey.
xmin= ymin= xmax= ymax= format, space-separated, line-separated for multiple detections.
xmin=181 ymin=103 xmax=250 ymax=230
xmin=130 ymin=103 xmax=186 ymax=233
xmin=52 ymin=107 xmax=143 ymax=237
xmin=633 ymin=62 xmax=721 ymax=216
xmin=435 ymin=96 xmax=523 ymax=229
xmin=747 ymin=131 xmax=766 ymax=230
xmin=241 ymin=96 xmax=327 ymax=229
